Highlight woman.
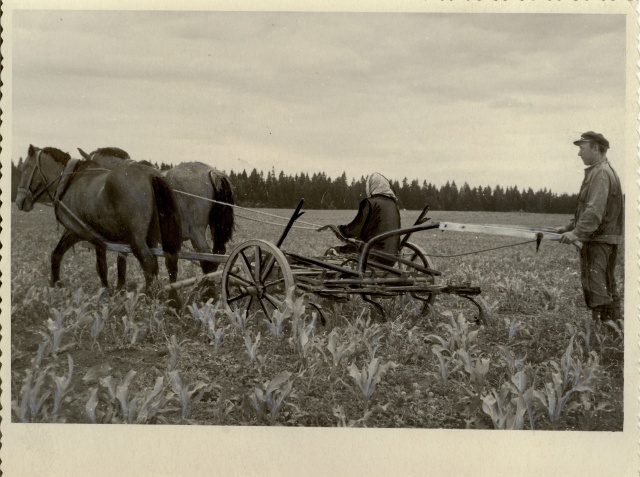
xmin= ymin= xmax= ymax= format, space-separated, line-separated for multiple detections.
xmin=323 ymin=173 xmax=401 ymax=262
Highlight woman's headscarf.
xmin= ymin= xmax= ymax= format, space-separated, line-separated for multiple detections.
xmin=366 ymin=172 xmax=397 ymax=200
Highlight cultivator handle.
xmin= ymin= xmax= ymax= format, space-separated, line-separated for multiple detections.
xmin=438 ymin=223 xmax=582 ymax=250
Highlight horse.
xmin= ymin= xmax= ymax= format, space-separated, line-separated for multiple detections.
xmin=78 ymin=147 xmax=235 ymax=283
xmin=15 ymin=145 xmax=183 ymax=302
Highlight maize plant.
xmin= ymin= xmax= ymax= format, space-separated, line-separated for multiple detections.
xmin=348 ymin=357 xmax=397 ymax=411
xmin=168 ymin=370 xmax=212 ymax=420
xmin=326 ymin=329 xmax=356 ymax=378
xmin=248 ymin=371 xmax=295 ymax=423
xmin=481 ymin=383 xmax=527 ymax=430
xmin=430 ymin=345 xmax=461 ymax=386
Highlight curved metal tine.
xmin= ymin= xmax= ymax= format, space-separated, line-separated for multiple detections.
xmin=362 ymin=295 xmax=385 ymax=319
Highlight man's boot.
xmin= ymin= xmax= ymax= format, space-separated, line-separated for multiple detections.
xmin=591 ymin=306 xmax=607 ymax=321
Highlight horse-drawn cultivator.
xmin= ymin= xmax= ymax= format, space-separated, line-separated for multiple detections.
xmin=16 ymin=145 xmax=575 ymax=325
xmin=163 ymin=199 xmax=572 ymax=325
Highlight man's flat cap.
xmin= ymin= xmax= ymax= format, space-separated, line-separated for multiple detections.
xmin=573 ymin=131 xmax=609 ymax=149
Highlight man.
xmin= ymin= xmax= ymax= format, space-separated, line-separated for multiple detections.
xmin=321 ymin=172 xmax=401 ymax=264
xmin=557 ymin=131 xmax=623 ymax=322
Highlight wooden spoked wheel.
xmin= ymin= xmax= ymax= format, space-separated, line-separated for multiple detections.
xmin=398 ymin=241 xmax=437 ymax=310
xmin=221 ymin=240 xmax=294 ymax=319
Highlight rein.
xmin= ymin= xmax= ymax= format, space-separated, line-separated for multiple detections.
xmin=18 ymin=150 xmax=61 ymax=203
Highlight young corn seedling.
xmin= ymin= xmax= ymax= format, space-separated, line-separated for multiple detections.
xmin=207 ymin=318 xmax=226 ymax=353
xmin=122 ymin=290 xmax=140 ymax=318
xmin=534 ymin=339 xmax=601 ymax=426
xmin=453 ymin=350 xmax=490 ymax=419
xmin=288 ymin=312 xmax=318 ymax=365
xmin=457 ymin=349 xmax=490 ymax=394
xmin=121 ymin=314 xmax=141 ymax=346
xmin=224 ymin=305 xmax=248 ymax=331
xmin=326 ymin=329 xmax=356 ymax=379
xmin=166 ymin=334 xmax=189 ymax=372
xmin=264 ymin=307 xmax=290 ymax=339
xmin=247 ymin=371 xmax=295 ymax=424
xmin=332 ymin=403 xmax=391 ymax=428
xmin=39 ymin=306 xmax=74 ymax=357
xmin=506 ymin=364 xmax=536 ymax=430
xmin=90 ymin=305 xmax=109 ymax=345
xmin=50 ymin=355 xmax=74 ymax=422
xmin=12 ymin=366 xmax=52 ymax=423
xmin=539 ymin=283 xmax=562 ymax=311
xmin=481 ymin=382 xmax=526 ymax=430
xmin=188 ymin=299 xmax=220 ymax=336
xmin=498 ymin=345 xmax=526 ymax=376
xmin=565 ymin=392 xmax=614 ymax=431
xmin=430 ymin=345 xmax=461 ymax=387
xmin=244 ymin=331 xmax=262 ymax=365
xmin=496 ymin=277 xmax=526 ymax=313
xmin=348 ymin=357 xmax=397 ymax=412
xmin=87 ymin=372 xmax=178 ymax=424
xmin=168 ymin=370 xmax=211 ymax=420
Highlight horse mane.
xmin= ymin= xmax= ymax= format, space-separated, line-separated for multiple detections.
xmin=138 ymin=160 xmax=157 ymax=168
xmin=75 ymin=159 xmax=101 ymax=172
xmin=90 ymin=147 xmax=131 ymax=160
xmin=42 ymin=147 xmax=71 ymax=165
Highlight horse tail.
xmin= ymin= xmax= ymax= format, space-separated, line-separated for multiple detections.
xmin=209 ymin=170 xmax=235 ymax=255
xmin=150 ymin=175 xmax=182 ymax=254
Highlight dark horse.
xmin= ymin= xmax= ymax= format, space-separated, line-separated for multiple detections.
xmin=78 ymin=147 xmax=234 ymax=285
xmin=15 ymin=145 xmax=182 ymax=300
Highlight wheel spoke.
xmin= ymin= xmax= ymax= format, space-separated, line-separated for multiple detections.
xmin=244 ymin=295 xmax=254 ymax=316
xmin=227 ymin=290 xmax=250 ymax=304
xmin=263 ymin=293 xmax=284 ymax=309
xmin=258 ymin=298 xmax=272 ymax=320
xmin=263 ymin=276 xmax=286 ymax=290
xmin=239 ymin=251 xmax=256 ymax=284
xmin=228 ymin=272 xmax=253 ymax=287
xmin=254 ymin=245 xmax=262 ymax=283
xmin=260 ymin=255 xmax=277 ymax=282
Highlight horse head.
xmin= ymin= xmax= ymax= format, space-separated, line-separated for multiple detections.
xmin=16 ymin=145 xmax=68 ymax=212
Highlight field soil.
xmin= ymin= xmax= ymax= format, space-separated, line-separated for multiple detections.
xmin=10 ymin=204 xmax=623 ymax=429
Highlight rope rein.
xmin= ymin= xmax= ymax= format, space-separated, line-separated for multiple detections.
xmin=173 ymin=189 xmax=323 ymax=229
xmin=426 ymin=239 xmax=538 ymax=258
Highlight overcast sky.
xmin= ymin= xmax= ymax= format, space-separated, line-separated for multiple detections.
xmin=12 ymin=11 xmax=627 ymax=194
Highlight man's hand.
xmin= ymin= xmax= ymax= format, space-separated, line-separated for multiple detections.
xmin=555 ymin=226 xmax=569 ymax=234
xmin=559 ymin=231 xmax=579 ymax=245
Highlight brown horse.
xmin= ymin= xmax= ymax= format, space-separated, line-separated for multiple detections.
xmin=16 ymin=145 xmax=182 ymax=300
xmin=78 ymin=148 xmax=234 ymax=282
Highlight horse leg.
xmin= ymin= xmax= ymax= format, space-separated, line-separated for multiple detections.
xmin=189 ymin=228 xmax=218 ymax=300
xmin=94 ymin=244 xmax=110 ymax=289
xmin=191 ymin=229 xmax=217 ymax=274
xmin=130 ymin=240 xmax=158 ymax=291
xmin=51 ymin=230 xmax=82 ymax=287
xmin=116 ymin=254 xmax=127 ymax=291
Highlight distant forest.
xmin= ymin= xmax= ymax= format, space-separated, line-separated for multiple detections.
xmin=10 ymin=159 xmax=577 ymax=213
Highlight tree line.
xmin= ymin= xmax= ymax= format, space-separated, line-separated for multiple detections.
xmin=10 ymin=160 xmax=577 ymax=213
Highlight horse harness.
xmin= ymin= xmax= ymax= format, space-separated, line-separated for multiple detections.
xmin=18 ymin=149 xmax=81 ymax=203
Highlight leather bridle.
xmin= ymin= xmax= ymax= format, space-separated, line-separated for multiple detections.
xmin=17 ymin=149 xmax=63 ymax=203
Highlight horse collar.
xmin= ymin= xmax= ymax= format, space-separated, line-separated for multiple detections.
xmin=54 ymin=158 xmax=81 ymax=202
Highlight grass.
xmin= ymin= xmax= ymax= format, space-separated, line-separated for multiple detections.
xmin=10 ymin=203 xmax=623 ymax=429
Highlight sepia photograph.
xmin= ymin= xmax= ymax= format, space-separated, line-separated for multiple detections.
xmin=1 ymin=1 xmax=638 ymax=476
